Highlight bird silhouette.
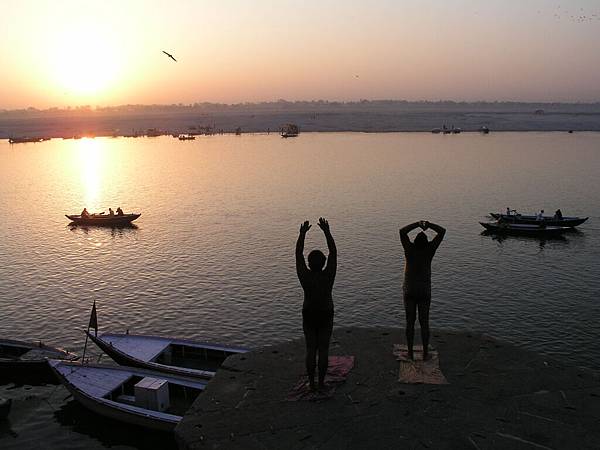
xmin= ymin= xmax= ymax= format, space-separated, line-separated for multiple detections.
xmin=162 ymin=50 xmax=177 ymax=62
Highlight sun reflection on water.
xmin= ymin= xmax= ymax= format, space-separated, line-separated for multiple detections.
xmin=77 ymin=138 xmax=104 ymax=209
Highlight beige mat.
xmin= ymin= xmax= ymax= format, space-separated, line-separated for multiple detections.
xmin=393 ymin=344 xmax=448 ymax=385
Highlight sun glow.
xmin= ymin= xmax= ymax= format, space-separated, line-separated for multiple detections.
xmin=48 ymin=23 xmax=122 ymax=98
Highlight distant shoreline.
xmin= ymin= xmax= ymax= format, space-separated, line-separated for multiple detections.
xmin=3 ymin=102 xmax=600 ymax=139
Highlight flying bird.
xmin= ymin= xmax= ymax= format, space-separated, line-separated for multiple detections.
xmin=162 ymin=50 xmax=177 ymax=62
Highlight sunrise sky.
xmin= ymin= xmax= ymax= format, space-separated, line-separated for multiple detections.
xmin=2 ymin=0 xmax=600 ymax=109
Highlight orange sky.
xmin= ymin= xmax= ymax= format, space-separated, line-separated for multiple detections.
xmin=2 ymin=0 xmax=600 ymax=109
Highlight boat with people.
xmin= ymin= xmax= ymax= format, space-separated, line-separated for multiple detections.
xmin=280 ymin=123 xmax=299 ymax=138
xmin=49 ymin=360 xmax=207 ymax=432
xmin=479 ymin=221 xmax=570 ymax=236
xmin=490 ymin=212 xmax=588 ymax=228
xmin=85 ymin=331 xmax=248 ymax=380
xmin=178 ymin=134 xmax=196 ymax=140
xmin=0 ymin=338 xmax=78 ymax=382
xmin=66 ymin=212 xmax=141 ymax=226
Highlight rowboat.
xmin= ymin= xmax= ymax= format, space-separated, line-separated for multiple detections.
xmin=490 ymin=213 xmax=587 ymax=228
xmin=49 ymin=360 xmax=207 ymax=431
xmin=85 ymin=332 xmax=248 ymax=380
xmin=479 ymin=221 xmax=570 ymax=236
xmin=66 ymin=213 xmax=141 ymax=226
xmin=0 ymin=339 xmax=78 ymax=382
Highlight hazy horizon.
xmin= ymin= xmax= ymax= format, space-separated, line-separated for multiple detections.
xmin=2 ymin=0 xmax=600 ymax=109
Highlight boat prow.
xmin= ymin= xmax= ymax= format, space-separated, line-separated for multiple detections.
xmin=85 ymin=331 xmax=248 ymax=380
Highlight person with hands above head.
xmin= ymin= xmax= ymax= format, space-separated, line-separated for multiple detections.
xmin=399 ymin=220 xmax=446 ymax=362
xmin=296 ymin=217 xmax=337 ymax=392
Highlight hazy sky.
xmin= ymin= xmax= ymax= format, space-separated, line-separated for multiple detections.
xmin=2 ymin=0 xmax=600 ymax=108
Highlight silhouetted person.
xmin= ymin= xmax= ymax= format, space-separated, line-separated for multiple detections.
xmin=400 ymin=221 xmax=446 ymax=361
xmin=555 ymin=209 xmax=563 ymax=220
xmin=116 ymin=207 xmax=124 ymax=216
xmin=108 ymin=208 xmax=114 ymax=216
xmin=296 ymin=217 xmax=337 ymax=391
xmin=81 ymin=208 xmax=89 ymax=218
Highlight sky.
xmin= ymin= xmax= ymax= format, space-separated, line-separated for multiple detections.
xmin=1 ymin=0 xmax=600 ymax=109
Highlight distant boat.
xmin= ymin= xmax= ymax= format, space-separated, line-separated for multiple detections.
xmin=8 ymin=137 xmax=43 ymax=144
xmin=431 ymin=128 xmax=442 ymax=134
xmin=178 ymin=134 xmax=196 ymax=140
xmin=66 ymin=213 xmax=141 ymax=226
xmin=0 ymin=338 xmax=78 ymax=382
xmin=235 ymin=127 xmax=242 ymax=135
xmin=280 ymin=123 xmax=299 ymax=138
xmin=489 ymin=213 xmax=587 ymax=228
xmin=86 ymin=332 xmax=248 ymax=380
xmin=479 ymin=221 xmax=570 ymax=236
xmin=479 ymin=126 xmax=490 ymax=134
xmin=49 ymin=360 xmax=207 ymax=432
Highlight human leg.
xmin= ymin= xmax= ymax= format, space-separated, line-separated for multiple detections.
xmin=404 ymin=295 xmax=417 ymax=360
xmin=417 ymin=297 xmax=431 ymax=360
xmin=302 ymin=312 xmax=318 ymax=391
xmin=316 ymin=312 xmax=334 ymax=389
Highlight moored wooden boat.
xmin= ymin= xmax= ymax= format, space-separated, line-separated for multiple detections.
xmin=0 ymin=339 xmax=78 ymax=382
xmin=489 ymin=213 xmax=587 ymax=228
xmin=86 ymin=332 xmax=248 ymax=380
xmin=66 ymin=213 xmax=141 ymax=226
xmin=480 ymin=221 xmax=570 ymax=236
xmin=49 ymin=360 xmax=207 ymax=432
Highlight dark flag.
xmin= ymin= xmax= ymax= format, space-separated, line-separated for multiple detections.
xmin=89 ymin=301 xmax=98 ymax=337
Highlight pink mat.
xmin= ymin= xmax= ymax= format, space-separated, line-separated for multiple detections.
xmin=286 ymin=356 xmax=355 ymax=401
xmin=393 ymin=344 xmax=448 ymax=385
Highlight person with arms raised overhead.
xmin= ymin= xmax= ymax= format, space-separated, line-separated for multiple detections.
xmin=399 ymin=220 xmax=446 ymax=361
xmin=296 ymin=217 xmax=337 ymax=392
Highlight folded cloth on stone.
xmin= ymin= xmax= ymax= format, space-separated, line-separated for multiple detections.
xmin=393 ymin=344 xmax=448 ymax=385
xmin=286 ymin=356 xmax=355 ymax=401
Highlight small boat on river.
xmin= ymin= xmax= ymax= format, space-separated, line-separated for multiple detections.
xmin=49 ymin=360 xmax=207 ymax=431
xmin=280 ymin=123 xmax=299 ymax=138
xmin=480 ymin=221 xmax=570 ymax=236
xmin=66 ymin=213 xmax=141 ymax=226
xmin=489 ymin=213 xmax=587 ymax=228
xmin=0 ymin=339 xmax=78 ymax=382
xmin=86 ymin=332 xmax=248 ymax=380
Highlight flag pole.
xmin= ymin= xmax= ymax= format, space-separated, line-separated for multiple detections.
xmin=82 ymin=300 xmax=97 ymax=365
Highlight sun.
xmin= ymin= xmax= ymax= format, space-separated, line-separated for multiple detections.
xmin=48 ymin=23 xmax=122 ymax=99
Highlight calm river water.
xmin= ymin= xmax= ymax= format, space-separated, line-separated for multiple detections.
xmin=1 ymin=132 xmax=599 ymax=448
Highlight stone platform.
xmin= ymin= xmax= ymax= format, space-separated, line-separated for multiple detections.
xmin=176 ymin=327 xmax=600 ymax=449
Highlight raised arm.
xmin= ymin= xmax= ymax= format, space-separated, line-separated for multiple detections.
xmin=318 ymin=217 xmax=337 ymax=275
xmin=399 ymin=221 xmax=421 ymax=249
xmin=425 ymin=221 xmax=446 ymax=252
xmin=296 ymin=221 xmax=311 ymax=277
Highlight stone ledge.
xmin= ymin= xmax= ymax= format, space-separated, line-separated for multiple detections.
xmin=176 ymin=327 xmax=600 ymax=449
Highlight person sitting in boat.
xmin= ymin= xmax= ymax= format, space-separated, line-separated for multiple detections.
xmin=537 ymin=210 xmax=545 ymax=221
xmin=116 ymin=207 xmax=124 ymax=216
xmin=108 ymin=208 xmax=114 ymax=216
xmin=81 ymin=208 xmax=90 ymax=218
xmin=506 ymin=207 xmax=511 ymax=216
xmin=554 ymin=209 xmax=563 ymax=220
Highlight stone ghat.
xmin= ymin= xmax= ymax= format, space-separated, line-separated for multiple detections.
xmin=176 ymin=327 xmax=600 ymax=449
